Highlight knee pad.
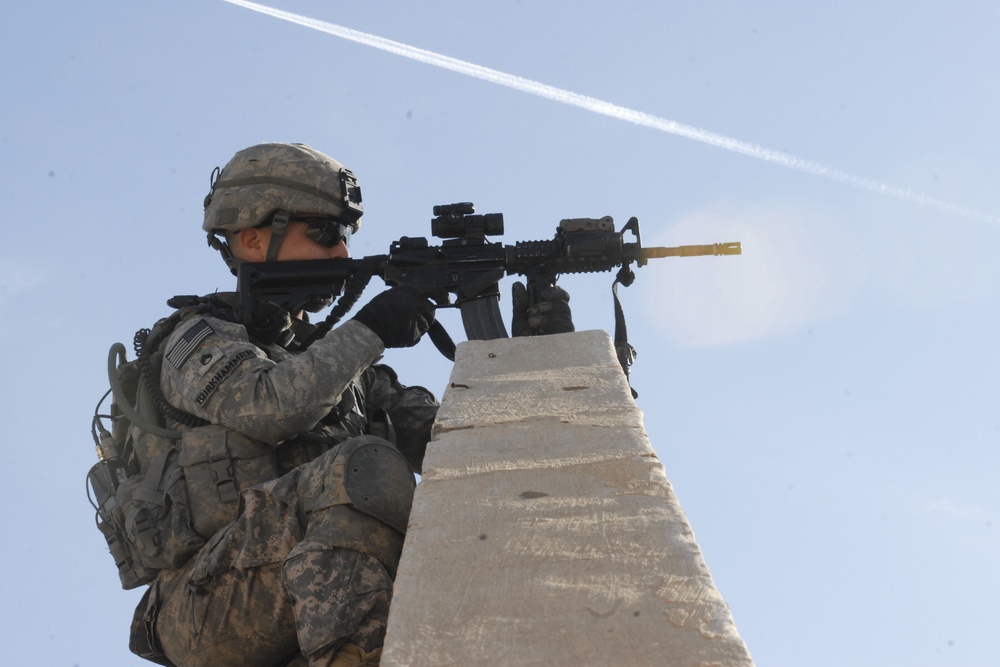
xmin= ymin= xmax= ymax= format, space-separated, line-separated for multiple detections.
xmin=339 ymin=436 xmax=415 ymax=534
xmin=298 ymin=436 xmax=415 ymax=535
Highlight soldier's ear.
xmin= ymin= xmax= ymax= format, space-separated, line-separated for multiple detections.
xmin=233 ymin=227 xmax=270 ymax=262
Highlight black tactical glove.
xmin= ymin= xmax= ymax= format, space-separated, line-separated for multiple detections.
xmin=352 ymin=286 xmax=442 ymax=348
xmin=511 ymin=281 xmax=575 ymax=337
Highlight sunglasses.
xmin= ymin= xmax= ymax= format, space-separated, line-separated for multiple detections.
xmin=298 ymin=217 xmax=353 ymax=249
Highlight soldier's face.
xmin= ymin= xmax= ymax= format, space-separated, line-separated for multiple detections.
xmin=233 ymin=221 xmax=351 ymax=262
xmin=276 ymin=221 xmax=351 ymax=261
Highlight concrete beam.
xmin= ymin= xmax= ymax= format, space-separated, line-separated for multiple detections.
xmin=383 ymin=330 xmax=754 ymax=666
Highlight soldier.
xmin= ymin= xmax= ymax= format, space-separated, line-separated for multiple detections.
xmin=126 ymin=143 xmax=572 ymax=667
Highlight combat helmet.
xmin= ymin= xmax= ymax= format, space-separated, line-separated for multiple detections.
xmin=203 ymin=142 xmax=363 ymax=271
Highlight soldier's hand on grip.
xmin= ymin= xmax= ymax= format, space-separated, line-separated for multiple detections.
xmin=511 ymin=281 xmax=575 ymax=337
xmin=352 ymin=285 xmax=445 ymax=348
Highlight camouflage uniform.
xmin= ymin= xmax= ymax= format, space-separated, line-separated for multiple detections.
xmin=131 ymin=305 xmax=436 ymax=667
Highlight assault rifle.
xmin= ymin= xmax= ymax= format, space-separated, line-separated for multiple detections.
xmin=236 ymin=202 xmax=740 ymax=365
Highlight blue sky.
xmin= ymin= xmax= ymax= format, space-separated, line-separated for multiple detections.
xmin=2 ymin=2 xmax=998 ymax=665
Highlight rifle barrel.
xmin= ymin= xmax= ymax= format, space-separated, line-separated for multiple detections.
xmin=641 ymin=242 xmax=741 ymax=259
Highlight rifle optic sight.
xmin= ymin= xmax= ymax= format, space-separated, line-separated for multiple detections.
xmin=431 ymin=202 xmax=504 ymax=240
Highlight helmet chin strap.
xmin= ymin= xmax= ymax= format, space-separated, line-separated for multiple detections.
xmin=265 ymin=210 xmax=290 ymax=262
xmin=206 ymin=209 xmax=294 ymax=276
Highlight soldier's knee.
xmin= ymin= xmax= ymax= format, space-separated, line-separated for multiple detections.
xmin=292 ymin=436 xmax=414 ymax=574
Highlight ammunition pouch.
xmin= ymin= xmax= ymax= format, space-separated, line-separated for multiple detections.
xmin=88 ymin=460 xmax=160 ymax=590
xmin=177 ymin=424 xmax=279 ymax=539
xmin=112 ymin=425 xmax=279 ymax=580
xmin=117 ymin=449 xmax=205 ymax=573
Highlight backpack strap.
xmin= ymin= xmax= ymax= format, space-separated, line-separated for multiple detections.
xmin=124 ymin=450 xmax=175 ymax=558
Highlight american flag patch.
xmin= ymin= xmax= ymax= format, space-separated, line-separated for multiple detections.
xmin=165 ymin=319 xmax=215 ymax=369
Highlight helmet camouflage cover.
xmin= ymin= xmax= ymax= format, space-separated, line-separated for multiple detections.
xmin=203 ymin=143 xmax=363 ymax=234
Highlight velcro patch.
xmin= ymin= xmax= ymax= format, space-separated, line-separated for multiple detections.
xmin=165 ymin=319 xmax=215 ymax=369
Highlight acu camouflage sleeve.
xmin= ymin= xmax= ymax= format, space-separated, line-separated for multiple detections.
xmin=160 ymin=317 xmax=384 ymax=445
xmin=362 ymin=364 xmax=438 ymax=474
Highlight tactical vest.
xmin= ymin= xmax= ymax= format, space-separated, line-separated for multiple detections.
xmin=87 ymin=296 xmax=413 ymax=590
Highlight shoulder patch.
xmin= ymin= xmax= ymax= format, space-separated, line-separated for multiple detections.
xmin=165 ymin=319 xmax=215 ymax=369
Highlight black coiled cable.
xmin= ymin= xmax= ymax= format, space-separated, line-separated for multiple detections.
xmin=133 ymin=327 xmax=211 ymax=428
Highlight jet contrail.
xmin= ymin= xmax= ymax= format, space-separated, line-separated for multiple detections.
xmin=222 ymin=0 xmax=998 ymax=226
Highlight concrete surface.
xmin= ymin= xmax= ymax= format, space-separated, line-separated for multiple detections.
xmin=382 ymin=330 xmax=754 ymax=666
